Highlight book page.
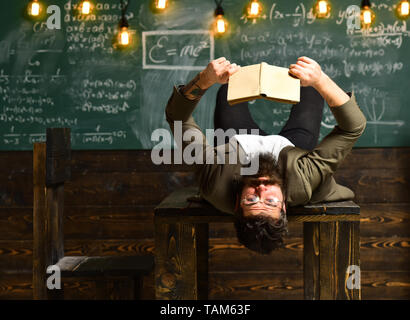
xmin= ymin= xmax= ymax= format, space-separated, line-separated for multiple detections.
xmin=260 ymin=63 xmax=300 ymax=104
xmin=227 ymin=64 xmax=261 ymax=105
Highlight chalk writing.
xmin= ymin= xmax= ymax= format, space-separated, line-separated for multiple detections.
xmin=79 ymin=130 xmax=127 ymax=145
xmin=142 ymin=30 xmax=214 ymax=70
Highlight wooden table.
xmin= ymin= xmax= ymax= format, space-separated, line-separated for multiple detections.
xmin=154 ymin=187 xmax=361 ymax=300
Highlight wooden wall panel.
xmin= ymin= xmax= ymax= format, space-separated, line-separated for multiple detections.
xmin=1 ymin=148 xmax=410 ymax=207
xmin=2 ymin=168 xmax=407 ymax=206
xmin=0 ymin=148 xmax=409 ymax=300
xmin=0 ymin=171 xmax=196 ymax=207
xmin=1 ymin=237 xmax=408 ymax=274
xmin=334 ymin=169 xmax=410 ymax=203
xmin=0 ymin=273 xmax=155 ymax=300
xmin=1 ymin=203 xmax=408 ymax=241
xmin=1 ymin=271 xmax=408 ymax=300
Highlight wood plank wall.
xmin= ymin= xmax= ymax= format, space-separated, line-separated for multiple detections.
xmin=0 ymin=148 xmax=409 ymax=300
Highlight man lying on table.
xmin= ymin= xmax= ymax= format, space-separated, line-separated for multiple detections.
xmin=164 ymin=56 xmax=366 ymax=254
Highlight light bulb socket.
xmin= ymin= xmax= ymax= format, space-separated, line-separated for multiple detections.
xmin=361 ymin=0 xmax=371 ymax=9
xmin=214 ymin=5 xmax=224 ymax=17
xmin=119 ymin=17 xmax=129 ymax=28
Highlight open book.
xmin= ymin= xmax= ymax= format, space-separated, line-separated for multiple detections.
xmin=227 ymin=62 xmax=300 ymax=105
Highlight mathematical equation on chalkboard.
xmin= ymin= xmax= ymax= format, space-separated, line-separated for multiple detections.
xmin=142 ymin=30 xmax=214 ymax=70
xmin=2 ymin=129 xmax=127 ymax=146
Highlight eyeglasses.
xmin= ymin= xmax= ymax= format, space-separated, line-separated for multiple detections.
xmin=241 ymin=194 xmax=283 ymax=208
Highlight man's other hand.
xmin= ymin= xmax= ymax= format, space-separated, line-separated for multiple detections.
xmin=289 ymin=57 xmax=324 ymax=88
xmin=197 ymin=57 xmax=240 ymax=89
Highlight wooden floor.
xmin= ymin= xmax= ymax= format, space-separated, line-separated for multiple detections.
xmin=0 ymin=148 xmax=409 ymax=300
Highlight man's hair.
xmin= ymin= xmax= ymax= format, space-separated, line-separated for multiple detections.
xmin=233 ymin=152 xmax=289 ymax=254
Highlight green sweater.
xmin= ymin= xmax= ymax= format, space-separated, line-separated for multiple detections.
xmin=165 ymin=86 xmax=367 ymax=214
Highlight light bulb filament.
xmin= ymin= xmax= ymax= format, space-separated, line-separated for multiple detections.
xmin=363 ymin=9 xmax=372 ymax=24
xmin=120 ymin=29 xmax=129 ymax=45
xmin=216 ymin=17 xmax=226 ymax=33
xmin=82 ymin=1 xmax=91 ymax=14
xmin=156 ymin=0 xmax=167 ymax=9
xmin=32 ymin=3 xmax=40 ymax=15
xmin=30 ymin=1 xmax=40 ymax=16
xmin=250 ymin=2 xmax=260 ymax=16
xmin=401 ymin=1 xmax=409 ymax=15
xmin=318 ymin=1 xmax=327 ymax=13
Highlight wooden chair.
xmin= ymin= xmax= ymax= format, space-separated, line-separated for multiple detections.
xmin=154 ymin=187 xmax=361 ymax=300
xmin=33 ymin=128 xmax=154 ymax=300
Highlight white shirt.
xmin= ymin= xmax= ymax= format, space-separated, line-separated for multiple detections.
xmin=232 ymin=134 xmax=295 ymax=162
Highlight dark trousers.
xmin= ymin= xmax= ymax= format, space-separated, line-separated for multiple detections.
xmin=214 ymin=84 xmax=324 ymax=150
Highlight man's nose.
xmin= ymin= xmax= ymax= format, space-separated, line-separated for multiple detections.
xmin=256 ymin=184 xmax=267 ymax=191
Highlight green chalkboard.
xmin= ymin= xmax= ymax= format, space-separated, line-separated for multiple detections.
xmin=0 ymin=0 xmax=409 ymax=150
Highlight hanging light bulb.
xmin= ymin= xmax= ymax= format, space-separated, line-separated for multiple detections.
xmin=246 ymin=0 xmax=262 ymax=19
xmin=118 ymin=19 xmax=130 ymax=46
xmin=27 ymin=0 xmax=42 ymax=17
xmin=155 ymin=0 xmax=168 ymax=10
xmin=79 ymin=1 xmax=92 ymax=15
xmin=151 ymin=0 xmax=169 ymax=13
xmin=119 ymin=28 xmax=130 ymax=45
xmin=213 ymin=1 xmax=228 ymax=36
xmin=116 ymin=0 xmax=133 ymax=48
xmin=361 ymin=0 xmax=375 ymax=28
xmin=313 ymin=0 xmax=331 ymax=19
xmin=216 ymin=16 xmax=227 ymax=33
xmin=396 ymin=0 xmax=410 ymax=19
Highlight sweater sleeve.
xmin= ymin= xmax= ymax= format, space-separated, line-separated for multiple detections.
xmin=165 ymin=86 xmax=222 ymax=171
xmin=297 ymin=92 xmax=367 ymax=195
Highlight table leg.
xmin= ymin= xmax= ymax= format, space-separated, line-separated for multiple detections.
xmin=155 ymin=222 xmax=208 ymax=300
xmin=304 ymin=221 xmax=361 ymax=300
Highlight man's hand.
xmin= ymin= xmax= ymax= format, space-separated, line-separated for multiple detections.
xmin=289 ymin=56 xmax=323 ymax=88
xmin=290 ymin=56 xmax=350 ymax=107
xmin=197 ymin=57 xmax=240 ymax=89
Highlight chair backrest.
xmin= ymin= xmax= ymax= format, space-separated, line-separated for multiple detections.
xmin=33 ymin=128 xmax=71 ymax=299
